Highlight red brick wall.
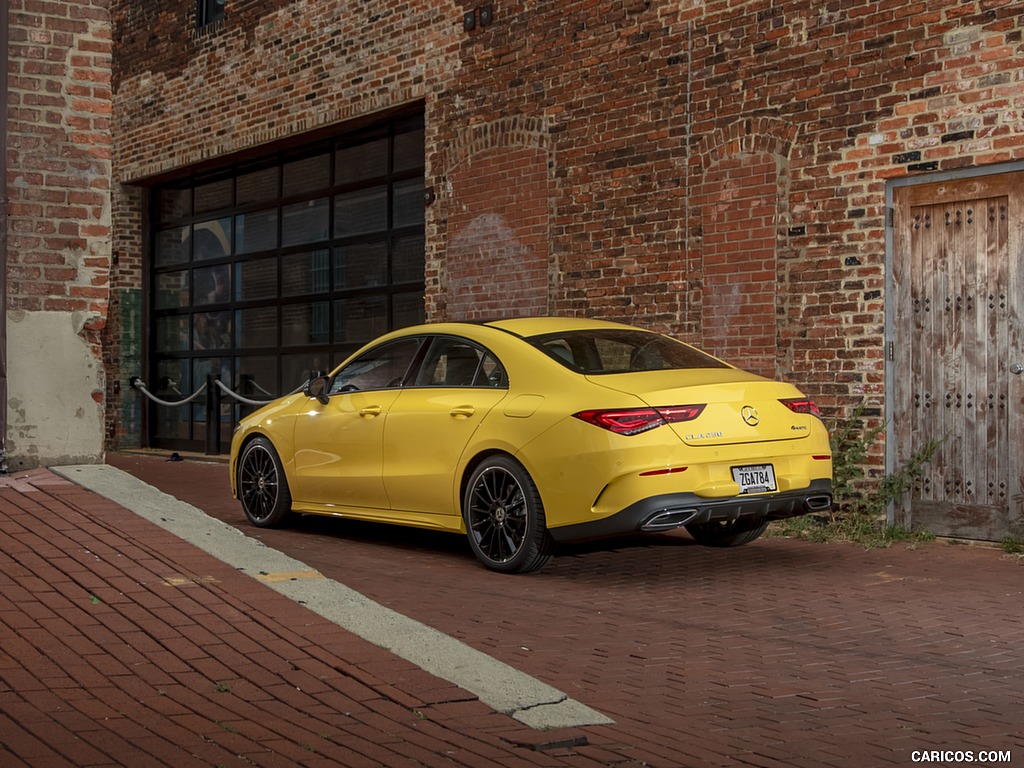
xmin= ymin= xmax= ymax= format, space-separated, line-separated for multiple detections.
xmin=699 ymin=153 xmax=780 ymax=378
xmin=110 ymin=1 xmax=456 ymax=181
xmin=7 ymin=0 xmax=112 ymax=322
xmin=105 ymin=0 xmax=1024 ymax=452
xmin=6 ymin=0 xmax=113 ymax=466
xmin=445 ymin=130 xmax=550 ymax=321
xmin=450 ymin=3 xmax=694 ymax=333
xmin=684 ymin=0 xmax=1023 ymax=410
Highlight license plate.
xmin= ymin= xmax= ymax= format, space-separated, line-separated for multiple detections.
xmin=732 ymin=464 xmax=777 ymax=494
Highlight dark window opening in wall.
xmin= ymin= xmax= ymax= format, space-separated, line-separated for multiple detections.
xmin=197 ymin=0 xmax=225 ymax=27
xmin=148 ymin=114 xmax=426 ymax=453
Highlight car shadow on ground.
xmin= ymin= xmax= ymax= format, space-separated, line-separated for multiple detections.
xmin=288 ymin=510 xmax=701 ymax=557
xmin=237 ymin=509 xmax=830 ymax=595
xmin=279 ymin=511 xmax=820 ymax=583
xmin=109 ymin=455 xmax=815 ymax=582
xmin=287 ymin=512 xmax=469 ymax=554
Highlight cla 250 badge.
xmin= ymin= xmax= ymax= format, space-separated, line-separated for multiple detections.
xmin=685 ymin=431 xmax=724 ymax=440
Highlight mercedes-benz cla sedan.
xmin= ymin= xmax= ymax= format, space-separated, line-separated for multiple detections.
xmin=231 ymin=317 xmax=832 ymax=573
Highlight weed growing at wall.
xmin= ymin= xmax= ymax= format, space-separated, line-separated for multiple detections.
xmin=771 ymin=400 xmax=942 ymax=547
xmin=1001 ymin=536 xmax=1024 ymax=555
xmin=828 ymin=400 xmax=885 ymax=516
xmin=829 ymin=400 xmax=944 ymax=520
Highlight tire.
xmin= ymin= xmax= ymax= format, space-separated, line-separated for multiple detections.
xmin=237 ymin=436 xmax=294 ymax=527
xmin=685 ymin=516 xmax=769 ymax=547
xmin=463 ymin=455 xmax=553 ymax=574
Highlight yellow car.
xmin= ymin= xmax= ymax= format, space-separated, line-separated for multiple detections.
xmin=231 ymin=318 xmax=832 ymax=573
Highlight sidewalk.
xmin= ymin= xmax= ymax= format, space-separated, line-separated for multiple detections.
xmin=0 ymin=467 xmax=617 ymax=768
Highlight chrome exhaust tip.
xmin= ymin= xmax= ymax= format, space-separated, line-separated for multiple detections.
xmin=804 ymin=495 xmax=833 ymax=512
xmin=641 ymin=508 xmax=700 ymax=532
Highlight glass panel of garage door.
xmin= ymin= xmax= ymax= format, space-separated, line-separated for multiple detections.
xmin=148 ymin=115 xmax=426 ymax=454
xmin=334 ymin=187 xmax=387 ymax=236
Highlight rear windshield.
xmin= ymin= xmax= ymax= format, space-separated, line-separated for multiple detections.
xmin=527 ymin=329 xmax=730 ymax=374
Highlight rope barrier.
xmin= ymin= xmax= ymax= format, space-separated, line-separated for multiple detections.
xmin=129 ymin=374 xmax=292 ymax=455
xmin=129 ymin=376 xmax=299 ymax=408
xmin=130 ymin=379 xmax=208 ymax=407
xmin=129 ymin=374 xmax=317 ymax=455
xmin=248 ymin=380 xmax=277 ymax=397
xmin=214 ymin=379 xmax=277 ymax=407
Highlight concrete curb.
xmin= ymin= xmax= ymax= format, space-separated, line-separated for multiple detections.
xmin=54 ymin=464 xmax=613 ymax=730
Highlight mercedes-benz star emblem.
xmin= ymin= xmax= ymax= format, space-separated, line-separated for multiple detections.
xmin=741 ymin=405 xmax=760 ymax=427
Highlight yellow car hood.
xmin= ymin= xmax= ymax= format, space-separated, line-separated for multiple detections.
xmin=586 ymin=369 xmax=814 ymax=446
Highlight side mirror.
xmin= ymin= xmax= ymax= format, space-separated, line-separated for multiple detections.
xmin=303 ymin=375 xmax=330 ymax=405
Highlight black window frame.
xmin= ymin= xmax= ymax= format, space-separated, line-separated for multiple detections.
xmin=146 ymin=113 xmax=426 ymax=453
xmin=197 ymin=0 xmax=225 ymax=28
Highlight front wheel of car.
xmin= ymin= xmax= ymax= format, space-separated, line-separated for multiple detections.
xmin=685 ymin=517 xmax=769 ymax=547
xmin=463 ymin=456 xmax=553 ymax=574
xmin=237 ymin=436 xmax=294 ymax=528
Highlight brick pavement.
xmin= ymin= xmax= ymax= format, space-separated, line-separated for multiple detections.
xmin=107 ymin=453 xmax=1024 ymax=768
xmin=3 ymin=456 xmax=1023 ymax=767
xmin=0 ymin=468 xmax=622 ymax=767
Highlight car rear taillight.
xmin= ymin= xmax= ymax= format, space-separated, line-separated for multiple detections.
xmin=573 ymin=405 xmax=706 ymax=436
xmin=780 ymin=397 xmax=823 ymax=418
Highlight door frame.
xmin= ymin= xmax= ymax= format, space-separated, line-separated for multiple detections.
xmin=885 ymin=160 xmax=1024 ymax=529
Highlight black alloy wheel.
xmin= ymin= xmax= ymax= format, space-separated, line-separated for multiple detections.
xmin=237 ymin=436 xmax=294 ymax=527
xmin=463 ymin=455 xmax=553 ymax=574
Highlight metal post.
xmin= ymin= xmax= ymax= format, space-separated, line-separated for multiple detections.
xmin=214 ymin=374 xmax=222 ymax=455
xmin=205 ymin=373 xmax=217 ymax=455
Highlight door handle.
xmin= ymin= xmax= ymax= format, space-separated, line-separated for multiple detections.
xmin=1011 ymin=363 xmax=1024 ymax=375
xmin=450 ymin=405 xmax=476 ymax=419
xmin=359 ymin=405 xmax=383 ymax=418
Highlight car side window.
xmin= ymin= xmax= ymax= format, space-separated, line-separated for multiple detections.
xmin=329 ymin=338 xmax=422 ymax=394
xmin=415 ymin=337 xmax=508 ymax=388
xmin=479 ymin=352 xmax=508 ymax=388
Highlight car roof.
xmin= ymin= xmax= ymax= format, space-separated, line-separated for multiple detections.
xmin=482 ymin=316 xmax=639 ymax=337
xmin=368 ymin=317 xmax=654 ymax=353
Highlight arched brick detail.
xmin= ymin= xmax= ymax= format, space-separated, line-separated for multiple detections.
xmin=695 ymin=118 xmax=796 ymax=377
xmin=443 ymin=117 xmax=552 ymax=321
xmin=696 ymin=116 xmax=799 ymax=169
xmin=443 ymin=115 xmax=552 ymax=170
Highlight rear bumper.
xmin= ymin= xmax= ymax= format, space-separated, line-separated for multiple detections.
xmin=547 ymin=478 xmax=832 ymax=543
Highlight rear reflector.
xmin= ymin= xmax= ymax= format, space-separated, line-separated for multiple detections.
xmin=574 ymin=405 xmax=706 ymax=436
xmin=779 ymin=397 xmax=823 ymax=418
xmin=639 ymin=467 xmax=689 ymax=477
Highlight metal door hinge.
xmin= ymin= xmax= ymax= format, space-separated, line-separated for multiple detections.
xmin=888 ymin=341 xmax=895 ymax=361
xmin=886 ymin=207 xmax=894 ymax=228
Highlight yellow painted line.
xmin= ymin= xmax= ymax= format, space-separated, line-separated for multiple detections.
xmin=162 ymin=575 xmax=218 ymax=587
xmin=255 ymin=569 xmax=325 ymax=583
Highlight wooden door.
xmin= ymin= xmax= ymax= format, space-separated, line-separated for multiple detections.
xmin=890 ymin=171 xmax=1023 ymax=540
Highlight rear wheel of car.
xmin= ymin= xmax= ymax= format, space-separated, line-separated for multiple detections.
xmin=237 ymin=436 xmax=294 ymax=528
xmin=685 ymin=517 xmax=769 ymax=547
xmin=463 ymin=455 xmax=553 ymax=574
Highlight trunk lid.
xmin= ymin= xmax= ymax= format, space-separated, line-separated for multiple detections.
xmin=588 ymin=369 xmax=814 ymax=446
